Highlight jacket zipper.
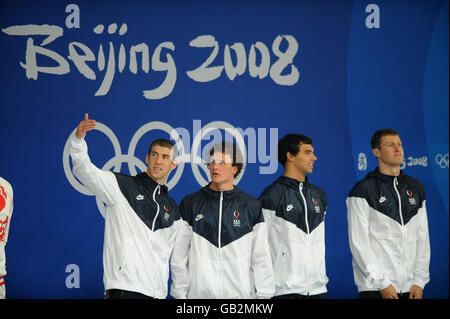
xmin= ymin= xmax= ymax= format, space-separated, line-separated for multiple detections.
xmin=393 ymin=177 xmax=404 ymax=226
xmin=217 ymin=191 xmax=224 ymax=298
xmin=393 ymin=177 xmax=405 ymax=293
xmin=143 ymin=184 xmax=161 ymax=297
xmin=299 ymin=182 xmax=310 ymax=234
xmin=299 ymin=182 xmax=311 ymax=294
xmin=151 ymin=184 xmax=161 ymax=231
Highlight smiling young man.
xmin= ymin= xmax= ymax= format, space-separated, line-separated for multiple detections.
xmin=258 ymin=133 xmax=329 ymax=299
xmin=346 ymin=129 xmax=430 ymax=299
xmin=170 ymin=141 xmax=275 ymax=299
xmin=69 ymin=113 xmax=180 ymax=299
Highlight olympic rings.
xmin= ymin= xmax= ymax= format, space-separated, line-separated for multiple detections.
xmin=435 ymin=153 xmax=449 ymax=169
xmin=63 ymin=122 xmax=122 ymax=196
xmin=63 ymin=120 xmax=248 ymax=216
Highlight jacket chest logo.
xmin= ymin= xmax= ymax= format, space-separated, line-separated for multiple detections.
xmin=378 ymin=195 xmax=389 ymax=205
xmin=407 ymin=190 xmax=417 ymax=205
xmin=313 ymin=197 xmax=321 ymax=213
xmin=233 ymin=210 xmax=241 ymax=227
xmin=195 ymin=213 xmax=204 ymax=222
xmin=163 ymin=205 xmax=170 ymax=221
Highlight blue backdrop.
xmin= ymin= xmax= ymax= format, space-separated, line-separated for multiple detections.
xmin=0 ymin=0 xmax=448 ymax=298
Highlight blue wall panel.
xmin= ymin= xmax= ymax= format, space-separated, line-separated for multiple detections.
xmin=0 ymin=0 xmax=447 ymax=298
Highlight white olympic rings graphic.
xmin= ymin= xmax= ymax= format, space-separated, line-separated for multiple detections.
xmin=63 ymin=120 xmax=247 ymax=216
xmin=435 ymin=153 xmax=449 ymax=169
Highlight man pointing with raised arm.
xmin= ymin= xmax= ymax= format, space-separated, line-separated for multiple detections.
xmin=69 ymin=113 xmax=181 ymax=299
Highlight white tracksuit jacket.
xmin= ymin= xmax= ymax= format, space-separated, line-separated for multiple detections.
xmin=170 ymin=185 xmax=275 ymax=299
xmin=258 ymin=176 xmax=329 ymax=296
xmin=69 ymin=135 xmax=181 ymax=298
xmin=346 ymin=168 xmax=430 ymax=293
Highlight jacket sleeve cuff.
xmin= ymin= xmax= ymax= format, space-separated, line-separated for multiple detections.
xmin=70 ymin=132 xmax=84 ymax=143
xmin=413 ymin=272 xmax=430 ymax=289
xmin=170 ymin=289 xmax=187 ymax=299
xmin=69 ymin=133 xmax=86 ymax=152
xmin=365 ymin=264 xmax=391 ymax=290
xmin=379 ymin=279 xmax=391 ymax=290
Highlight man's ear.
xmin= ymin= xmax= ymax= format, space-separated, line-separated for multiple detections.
xmin=372 ymin=148 xmax=380 ymax=158
xmin=145 ymin=154 xmax=149 ymax=165
xmin=232 ymin=165 xmax=238 ymax=177
xmin=286 ymin=152 xmax=295 ymax=163
xmin=170 ymin=160 xmax=178 ymax=170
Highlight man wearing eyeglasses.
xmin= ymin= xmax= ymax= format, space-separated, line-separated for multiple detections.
xmin=170 ymin=141 xmax=275 ymax=299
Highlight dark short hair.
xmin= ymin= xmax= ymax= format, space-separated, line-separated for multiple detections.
xmin=148 ymin=139 xmax=175 ymax=157
xmin=208 ymin=141 xmax=244 ymax=178
xmin=278 ymin=134 xmax=313 ymax=167
xmin=371 ymin=129 xmax=399 ymax=149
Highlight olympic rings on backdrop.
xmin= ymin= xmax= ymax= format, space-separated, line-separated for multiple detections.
xmin=435 ymin=153 xmax=449 ymax=169
xmin=63 ymin=120 xmax=247 ymax=216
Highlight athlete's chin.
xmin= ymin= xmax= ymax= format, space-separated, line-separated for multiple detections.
xmin=150 ymin=172 xmax=166 ymax=181
xmin=211 ymin=178 xmax=222 ymax=185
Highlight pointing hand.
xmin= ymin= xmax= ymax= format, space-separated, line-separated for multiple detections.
xmin=75 ymin=113 xmax=96 ymax=139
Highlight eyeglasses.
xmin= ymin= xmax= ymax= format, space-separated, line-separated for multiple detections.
xmin=206 ymin=161 xmax=232 ymax=168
